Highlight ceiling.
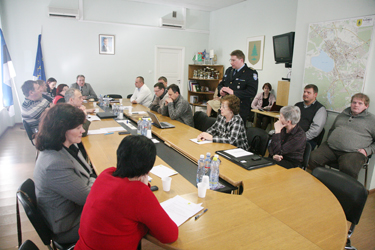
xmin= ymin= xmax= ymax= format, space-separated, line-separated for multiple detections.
xmin=129 ymin=0 xmax=246 ymax=11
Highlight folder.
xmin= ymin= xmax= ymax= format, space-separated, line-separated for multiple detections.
xmin=216 ymin=149 xmax=273 ymax=170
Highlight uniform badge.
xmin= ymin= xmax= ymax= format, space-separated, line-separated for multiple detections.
xmin=253 ymin=73 xmax=258 ymax=80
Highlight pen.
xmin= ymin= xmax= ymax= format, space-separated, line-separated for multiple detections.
xmin=195 ymin=208 xmax=208 ymax=220
xmin=104 ymin=132 xmax=114 ymax=135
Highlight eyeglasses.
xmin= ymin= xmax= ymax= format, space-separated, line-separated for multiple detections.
xmin=229 ymin=59 xmax=238 ymax=62
xmin=220 ymin=105 xmax=229 ymax=110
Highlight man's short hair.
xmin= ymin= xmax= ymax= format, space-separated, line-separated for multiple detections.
xmin=158 ymin=76 xmax=167 ymax=83
xmin=36 ymin=80 xmax=45 ymax=86
xmin=230 ymin=50 xmax=245 ymax=61
xmin=167 ymin=84 xmax=180 ymax=94
xmin=351 ymin=93 xmax=370 ymax=106
xmin=137 ymin=76 xmax=144 ymax=83
xmin=280 ymin=106 xmax=301 ymax=125
xmin=304 ymin=84 xmax=318 ymax=93
xmin=154 ymin=82 xmax=165 ymax=90
xmin=64 ymin=88 xmax=79 ymax=102
xmin=76 ymin=75 xmax=85 ymax=80
xmin=21 ymin=80 xmax=37 ymax=97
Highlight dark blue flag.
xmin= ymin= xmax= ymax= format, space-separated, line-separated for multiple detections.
xmin=33 ymin=34 xmax=46 ymax=81
xmin=1 ymin=28 xmax=16 ymax=117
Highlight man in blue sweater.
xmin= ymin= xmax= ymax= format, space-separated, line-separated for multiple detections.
xmin=308 ymin=93 xmax=375 ymax=179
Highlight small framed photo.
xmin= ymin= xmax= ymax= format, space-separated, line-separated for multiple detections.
xmin=99 ymin=34 xmax=115 ymax=55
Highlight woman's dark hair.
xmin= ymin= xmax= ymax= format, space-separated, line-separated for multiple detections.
xmin=221 ymin=95 xmax=240 ymax=115
xmin=262 ymin=82 xmax=272 ymax=91
xmin=35 ymin=104 xmax=85 ymax=151
xmin=46 ymin=77 xmax=57 ymax=93
xmin=56 ymin=84 xmax=68 ymax=95
xmin=113 ymin=135 xmax=156 ymax=178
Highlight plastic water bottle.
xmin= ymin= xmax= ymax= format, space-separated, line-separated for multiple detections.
xmin=204 ymin=152 xmax=211 ymax=177
xmin=209 ymin=157 xmax=220 ymax=190
xmin=214 ymin=154 xmax=221 ymax=165
xmin=141 ymin=119 xmax=147 ymax=136
xmin=137 ymin=118 xmax=142 ymax=135
xmin=146 ymin=119 xmax=152 ymax=139
xmin=99 ymin=94 xmax=103 ymax=106
xmin=196 ymin=154 xmax=205 ymax=185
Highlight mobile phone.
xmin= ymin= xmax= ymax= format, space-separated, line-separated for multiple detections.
xmin=150 ymin=185 xmax=159 ymax=192
xmin=251 ymin=155 xmax=262 ymax=161
xmin=118 ymin=131 xmax=130 ymax=135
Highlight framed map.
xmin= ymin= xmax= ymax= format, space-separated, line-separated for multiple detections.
xmin=302 ymin=15 xmax=375 ymax=112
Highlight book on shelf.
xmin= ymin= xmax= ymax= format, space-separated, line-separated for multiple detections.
xmin=188 ymin=80 xmax=201 ymax=92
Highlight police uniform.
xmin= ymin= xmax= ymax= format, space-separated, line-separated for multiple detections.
xmin=217 ymin=63 xmax=258 ymax=122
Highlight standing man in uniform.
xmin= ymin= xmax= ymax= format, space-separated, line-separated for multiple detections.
xmin=218 ymin=50 xmax=258 ymax=123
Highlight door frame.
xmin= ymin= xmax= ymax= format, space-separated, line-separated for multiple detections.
xmin=154 ymin=45 xmax=186 ymax=97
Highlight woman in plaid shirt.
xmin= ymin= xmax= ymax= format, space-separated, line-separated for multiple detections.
xmin=197 ymin=95 xmax=249 ymax=150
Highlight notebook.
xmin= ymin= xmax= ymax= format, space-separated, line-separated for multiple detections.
xmin=216 ymin=149 xmax=273 ymax=170
xmin=96 ymin=112 xmax=117 ymax=119
xmin=146 ymin=111 xmax=175 ymax=129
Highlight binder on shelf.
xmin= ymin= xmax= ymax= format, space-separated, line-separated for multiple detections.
xmin=215 ymin=148 xmax=273 ymax=171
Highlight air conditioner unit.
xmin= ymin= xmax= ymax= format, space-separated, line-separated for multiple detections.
xmin=48 ymin=7 xmax=79 ymax=19
xmin=160 ymin=11 xmax=185 ymax=29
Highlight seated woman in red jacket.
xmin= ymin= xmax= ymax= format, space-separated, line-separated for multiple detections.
xmin=75 ymin=135 xmax=178 ymax=250
xmin=52 ymin=84 xmax=69 ymax=104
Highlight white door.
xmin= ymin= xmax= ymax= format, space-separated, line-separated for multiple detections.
xmin=155 ymin=46 xmax=185 ymax=96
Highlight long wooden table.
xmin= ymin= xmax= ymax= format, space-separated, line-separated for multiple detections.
xmin=81 ymin=100 xmax=347 ymax=249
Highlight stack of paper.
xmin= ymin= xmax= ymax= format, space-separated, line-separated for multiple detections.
xmin=190 ymin=138 xmax=213 ymax=145
xmin=150 ymin=165 xmax=178 ymax=178
xmin=161 ymin=195 xmax=204 ymax=226
xmin=87 ymin=126 xmax=125 ymax=135
xmin=87 ymin=115 xmax=101 ymax=122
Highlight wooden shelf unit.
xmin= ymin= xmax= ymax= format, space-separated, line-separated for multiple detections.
xmin=187 ymin=64 xmax=224 ymax=108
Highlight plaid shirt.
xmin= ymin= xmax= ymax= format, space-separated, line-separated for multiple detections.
xmin=21 ymin=98 xmax=50 ymax=132
xmin=206 ymin=114 xmax=249 ymax=150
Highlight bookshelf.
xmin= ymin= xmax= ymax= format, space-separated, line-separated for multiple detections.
xmin=187 ymin=64 xmax=224 ymax=110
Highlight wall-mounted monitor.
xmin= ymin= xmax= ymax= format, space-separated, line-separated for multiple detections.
xmin=273 ymin=32 xmax=295 ymax=67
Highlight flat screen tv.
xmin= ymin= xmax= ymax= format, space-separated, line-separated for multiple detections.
xmin=273 ymin=32 xmax=295 ymax=67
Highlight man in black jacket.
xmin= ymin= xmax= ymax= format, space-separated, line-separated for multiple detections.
xmin=218 ymin=50 xmax=258 ymax=123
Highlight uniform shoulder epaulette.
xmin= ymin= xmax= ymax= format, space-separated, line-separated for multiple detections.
xmin=249 ymin=67 xmax=255 ymax=70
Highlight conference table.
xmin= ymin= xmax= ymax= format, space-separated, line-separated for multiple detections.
xmin=81 ymin=100 xmax=347 ymax=249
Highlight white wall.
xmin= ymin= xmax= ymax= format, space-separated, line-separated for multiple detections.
xmin=0 ymin=0 xmax=210 ymax=124
xmin=209 ymin=0 xmax=298 ymax=94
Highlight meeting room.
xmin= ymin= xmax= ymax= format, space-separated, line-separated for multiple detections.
xmin=1 ymin=0 xmax=375 ymax=249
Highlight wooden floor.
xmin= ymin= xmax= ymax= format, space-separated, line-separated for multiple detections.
xmin=0 ymin=124 xmax=374 ymax=250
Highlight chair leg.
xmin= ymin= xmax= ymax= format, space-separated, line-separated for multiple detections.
xmin=345 ymin=224 xmax=357 ymax=250
xmin=363 ymin=163 xmax=368 ymax=189
xmin=16 ymin=198 xmax=22 ymax=247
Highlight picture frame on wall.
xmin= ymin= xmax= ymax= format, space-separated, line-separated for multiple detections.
xmin=99 ymin=34 xmax=115 ymax=55
xmin=246 ymin=35 xmax=265 ymax=70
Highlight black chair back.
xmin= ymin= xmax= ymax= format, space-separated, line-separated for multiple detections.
xmin=194 ymin=111 xmax=208 ymax=131
xmin=246 ymin=127 xmax=270 ymax=156
xmin=19 ymin=240 xmax=39 ymax=250
xmin=314 ymin=128 xmax=325 ymax=148
xmin=312 ymin=167 xmax=368 ymax=225
xmin=105 ymin=94 xmax=122 ymax=98
xmin=17 ymin=179 xmax=52 ymax=247
xmin=23 ymin=120 xmax=35 ymax=146
xmin=126 ymin=94 xmax=133 ymax=99
xmin=300 ymin=143 xmax=312 ymax=170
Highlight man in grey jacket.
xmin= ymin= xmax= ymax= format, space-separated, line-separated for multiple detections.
xmin=161 ymin=84 xmax=194 ymax=127
xmin=70 ymin=75 xmax=97 ymax=100
xmin=308 ymin=93 xmax=375 ymax=179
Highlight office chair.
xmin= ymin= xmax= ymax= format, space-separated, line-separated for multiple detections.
xmin=105 ymin=94 xmax=122 ymax=98
xmin=246 ymin=127 xmax=270 ymax=156
xmin=312 ymin=167 xmax=368 ymax=250
xmin=127 ymin=94 xmax=133 ymax=99
xmin=16 ymin=179 xmax=75 ymax=250
xmin=193 ymin=111 xmax=216 ymax=132
xmin=19 ymin=240 xmax=39 ymax=250
xmin=22 ymin=120 xmax=35 ymax=146
xmin=299 ymin=142 xmax=311 ymax=170
xmin=327 ymin=155 xmax=371 ymax=189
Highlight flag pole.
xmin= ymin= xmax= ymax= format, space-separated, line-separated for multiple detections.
xmin=10 ymin=78 xmax=22 ymax=121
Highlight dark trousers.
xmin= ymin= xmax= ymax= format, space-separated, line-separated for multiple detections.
xmin=255 ymin=114 xmax=271 ymax=130
xmin=308 ymin=142 xmax=366 ymax=179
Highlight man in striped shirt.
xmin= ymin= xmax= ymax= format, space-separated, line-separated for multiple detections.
xmin=21 ymin=80 xmax=52 ymax=133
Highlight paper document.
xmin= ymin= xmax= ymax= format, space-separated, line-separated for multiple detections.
xmin=87 ymin=129 xmax=108 ymax=135
xmin=161 ymin=195 xmax=204 ymax=227
xmin=224 ymin=148 xmax=253 ymax=158
xmin=104 ymin=127 xmax=126 ymax=132
xmin=87 ymin=115 xmax=101 ymax=122
xmin=190 ymin=138 xmax=213 ymax=145
xmin=132 ymin=111 xmax=147 ymax=114
xmin=150 ymin=165 xmax=178 ymax=178
xmin=152 ymin=139 xmax=160 ymax=144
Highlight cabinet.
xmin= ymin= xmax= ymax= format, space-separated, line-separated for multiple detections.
xmin=187 ymin=64 xmax=224 ymax=110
